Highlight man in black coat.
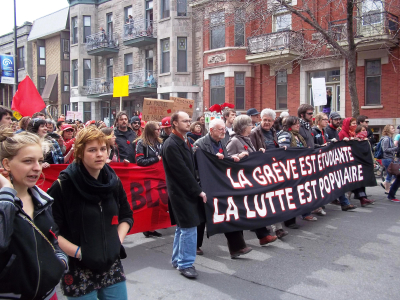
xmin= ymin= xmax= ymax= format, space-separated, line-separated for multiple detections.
xmin=161 ymin=111 xmax=206 ymax=279
xmin=114 ymin=111 xmax=137 ymax=163
xmin=325 ymin=111 xmax=341 ymax=141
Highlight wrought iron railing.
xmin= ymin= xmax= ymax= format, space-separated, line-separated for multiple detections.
xmin=329 ymin=12 xmax=399 ymax=41
xmin=86 ymin=78 xmax=113 ymax=95
xmin=86 ymin=32 xmax=119 ymax=51
xmin=125 ymin=69 xmax=157 ymax=88
xmin=247 ymin=30 xmax=304 ymax=55
xmin=122 ymin=19 xmax=157 ymax=40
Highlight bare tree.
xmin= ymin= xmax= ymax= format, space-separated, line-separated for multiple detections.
xmin=190 ymin=0 xmax=400 ymax=116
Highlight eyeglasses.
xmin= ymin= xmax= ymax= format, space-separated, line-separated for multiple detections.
xmin=132 ymin=121 xmax=140 ymax=125
xmin=180 ymin=120 xmax=191 ymax=123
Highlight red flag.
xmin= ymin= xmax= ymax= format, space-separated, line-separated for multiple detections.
xmin=12 ymin=76 xmax=46 ymax=117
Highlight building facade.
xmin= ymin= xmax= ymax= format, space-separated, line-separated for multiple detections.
xmin=0 ymin=22 xmax=33 ymax=107
xmin=28 ymin=7 xmax=71 ymax=119
xmin=67 ymin=0 xmax=200 ymax=125
xmin=192 ymin=0 xmax=400 ymax=134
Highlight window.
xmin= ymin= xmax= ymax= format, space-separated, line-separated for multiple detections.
xmin=362 ymin=0 xmax=383 ymax=25
xmin=39 ymin=46 xmax=45 ymax=65
xmin=72 ymin=102 xmax=78 ymax=111
xmin=160 ymin=93 xmax=169 ymax=100
xmin=177 ymin=0 xmax=187 ymax=16
xmin=365 ymin=60 xmax=381 ymax=105
xmin=146 ymin=0 xmax=154 ymax=26
xmin=83 ymin=59 xmax=91 ymax=86
xmin=210 ymin=73 xmax=225 ymax=105
xmin=235 ymin=73 xmax=245 ymax=110
xmin=107 ymin=58 xmax=113 ymax=80
xmin=276 ymin=70 xmax=287 ymax=109
xmin=210 ymin=11 xmax=225 ymax=49
xmin=177 ymin=37 xmax=187 ymax=72
xmin=275 ymin=13 xmax=291 ymax=31
xmin=161 ymin=39 xmax=170 ymax=73
xmin=177 ymin=92 xmax=187 ymax=98
xmin=17 ymin=47 xmax=24 ymax=69
xmin=161 ymin=0 xmax=170 ymax=19
xmin=62 ymin=39 xmax=70 ymax=60
xmin=107 ymin=13 xmax=113 ymax=37
xmin=83 ymin=102 xmax=91 ymax=122
xmin=234 ymin=9 xmax=245 ymax=47
xmin=124 ymin=6 xmax=133 ymax=23
xmin=71 ymin=17 xmax=78 ymax=44
xmin=72 ymin=60 xmax=78 ymax=86
xmin=146 ymin=50 xmax=153 ymax=72
xmin=38 ymin=76 xmax=46 ymax=95
xmin=124 ymin=53 xmax=133 ymax=73
xmin=83 ymin=16 xmax=91 ymax=43
xmin=63 ymin=71 xmax=70 ymax=92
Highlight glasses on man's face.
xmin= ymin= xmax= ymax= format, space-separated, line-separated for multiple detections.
xmin=215 ymin=127 xmax=225 ymax=132
xmin=180 ymin=120 xmax=191 ymax=124
xmin=132 ymin=121 xmax=140 ymax=125
xmin=365 ymin=121 xmax=370 ymax=123
xmin=306 ymin=112 xmax=314 ymax=115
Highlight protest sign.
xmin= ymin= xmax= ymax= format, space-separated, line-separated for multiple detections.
xmin=38 ymin=161 xmax=172 ymax=234
xmin=195 ymin=140 xmax=377 ymax=236
xmin=170 ymin=97 xmax=195 ymax=117
xmin=66 ymin=111 xmax=83 ymax=121
xmin=311 ymin=77 xmax=327 ymax=106
xmin=142 ymin=98 xmax=175 ymax=121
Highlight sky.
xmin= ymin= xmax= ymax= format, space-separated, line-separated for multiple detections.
xmin=0 ymin=0 xmax=69 ymax=36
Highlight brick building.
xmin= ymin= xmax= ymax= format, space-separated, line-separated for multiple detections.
xmin=67 ymin=0 xmax=200 ymax=125
xmin=28 ymin=7 xmax=71 ymax=119
xmin=192 ymin=0 xmax=400 ymax=134
xmin=0 ymin=22 xmax=33 ymax=107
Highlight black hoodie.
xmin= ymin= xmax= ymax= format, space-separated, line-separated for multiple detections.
xmin=48 ymin=163 xmax=133 ymax=274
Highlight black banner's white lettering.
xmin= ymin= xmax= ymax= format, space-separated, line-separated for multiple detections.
xmin=195 ymin=141 xmax=377 ymax=236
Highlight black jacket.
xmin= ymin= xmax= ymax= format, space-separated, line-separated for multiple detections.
xmin=114 ymin=128 xmax=137 ymax=163
xmin=325 ymin=124 xmax=340 ymax=141
xmin=367 ymin=127 xmax=376 ymax=145
xmin=48 ymin=163 xmax=133 ymax=274
xmin=161 ymin=133 xmax=204 ymax=228
xmin=193 ymin=133 xmax=228 ymax=157
xmin=135 ymin=139 xmax=162 ymax=166
xmin=312 ymin=126 xmax=329 ymax=147
xmin=0 ymin=186 xmax=67 ymax=300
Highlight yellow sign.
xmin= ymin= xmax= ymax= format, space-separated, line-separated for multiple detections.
xmin=13 ymin=111 xmax=22 ymax=120
xmin=113 ymin=75 xmax=129 ymax=97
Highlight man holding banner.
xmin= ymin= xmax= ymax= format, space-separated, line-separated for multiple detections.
xmin=161 ymin=111 xmax=207 ymax=279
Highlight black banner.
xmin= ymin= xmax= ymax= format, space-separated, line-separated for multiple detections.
xmin=196 ymin=140 xmax=377 ymax=236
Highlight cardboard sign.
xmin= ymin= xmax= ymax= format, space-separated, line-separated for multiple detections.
xmin=170 ymin=97 xmax=195 ymax=117
xmin=142 ymin=98 xmax=175 ymax=122
xmin=66 ymin=111 xmax=83 ymax=121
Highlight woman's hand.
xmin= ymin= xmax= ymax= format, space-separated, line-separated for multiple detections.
xmin=0 ymin=168 xmax=13 ymax=189
xmin=238 ymin=151 xmax=249 ymax=159
xmin=259 ymin=148 xmax=265 ymax=153
xmin=343 ymin=137 xmax=350 ymax=141
xmin=231 ymin=155 xmax=240 ymax=162
xmin=42 ymin=162 xmax=50 ymax=169
xmin=216 ymin=153 xmax=224 ymax=160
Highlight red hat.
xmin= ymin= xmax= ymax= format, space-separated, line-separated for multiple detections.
xmin=60 ymin=124 xmax=73 ymax=131
xmin=85 ymin=120 xmax=96 ymax=127
xmin=161 ymin=116 xmax=171 ymax=128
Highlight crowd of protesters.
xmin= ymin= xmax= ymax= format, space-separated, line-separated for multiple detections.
xmin=0 ymin=101 xmax=399 ymax=299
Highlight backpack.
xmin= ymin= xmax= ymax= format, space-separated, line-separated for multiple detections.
xmin=374 ymin=138 xmax=385 ymax=159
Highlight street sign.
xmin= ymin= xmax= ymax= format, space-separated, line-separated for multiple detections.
xmin=0 ymin=55 xmax=15 ymax=84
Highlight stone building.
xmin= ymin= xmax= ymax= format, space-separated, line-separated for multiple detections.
xmin=192 ymin=0 xmax=400 ymax=134
xmin=67 ymin=0 xmax=200 ymax=125
xmin=0 ymin=22 xmax=33 ymax=107
xmin=28 ymin=7 xmax=71 ymax=119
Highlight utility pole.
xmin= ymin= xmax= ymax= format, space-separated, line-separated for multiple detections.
xmin=13 ymin=0 xmax=18 ymax=97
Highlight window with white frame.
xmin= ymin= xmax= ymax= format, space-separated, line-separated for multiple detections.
xmin=83 ymin=16 xmax=91 ymax=43
xmin=210 ymin=11 xmax=225 ymax=49
xmin=365 ymin=60 xmax=381 ymax=105
xmin=210 ymin=73 xmax=225 ymax=105
xmin=71 ymin=17 xmax=78 ymax=44
xmin=177 ymin=37 xmax=187 ymax=72
xmin=276 ymin=70 xmax=287 ymax=109
xmin=177 ymin=0 xmax=187 ymax=16
xmin=161 ymin=0 xmax=170 ymax=19
xmin=234 ymin=9 xmax=245 ymax=47
xmin=161 ymin=38 xmax=170 ymax=73
xmin=235 ymin=73 xmax=245 ymax=110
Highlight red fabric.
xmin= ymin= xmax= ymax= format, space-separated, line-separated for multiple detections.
xmin=12 ymin=76 xmax=46 ymax=117
xmin=38 ymin=162 xmax=172 ymax=234
xmin=209 ymin=104 xmax=222 ymax=113
xmin=339 ymin=118 xmax=355 ymax=140
xmin=111 ymin=216 xmax=119 ymax=225
xmin=356 ymin=131 xmax=368 ymax=139
xmin=49 ymin=293 xmax=58 ymax=300
xmin=63 ymin=138 xmax=75 ymax=163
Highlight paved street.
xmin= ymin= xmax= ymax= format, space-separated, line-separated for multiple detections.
xmin=58 ymin=181 xmax=400 ymax=300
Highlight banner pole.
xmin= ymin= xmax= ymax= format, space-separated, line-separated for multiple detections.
xmin=120 ymin=96 xmax=122 ymax=111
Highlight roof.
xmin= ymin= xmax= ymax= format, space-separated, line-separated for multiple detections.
xmin=28 ymin=7 xmax=69 ymax=41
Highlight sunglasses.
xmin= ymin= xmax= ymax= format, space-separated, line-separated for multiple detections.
xmin=65 ymin=129 xmax=74 ymax=132
xmin=132 ymin=121 xmax=140 ymax=125
xmin=306 ymin=112 xmax=314 ymax=115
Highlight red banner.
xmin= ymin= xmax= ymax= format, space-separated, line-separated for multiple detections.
xmin=38 ymin=162 xmax=172 ymax=234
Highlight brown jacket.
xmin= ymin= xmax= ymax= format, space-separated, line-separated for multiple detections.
xmin=249 ymin=126 xmax=279 ymax=150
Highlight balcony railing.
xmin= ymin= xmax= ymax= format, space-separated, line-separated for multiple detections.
xmin=122 ymin=19 xmax=157 ymax=40
xmin=86 ymin=78 xmax=113 ymax=95
xmin=86 ymin=31 xmax=119 ymax=52
xmin=247 ymin=30 xmax=304 ymax=55
xmin=329 ymin=12 xmax=399 ymax=42
xmin=125 ymin=69 xmax=157 ymax=89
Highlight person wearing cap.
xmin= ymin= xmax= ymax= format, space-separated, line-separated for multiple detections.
xmin=114 ymin=111 xmax=137 ymax=163
xmin=60 ymin=124 xmax=76 ymax=164
xmin=246 ymin=108 xmax=260 ymax=128
xmin=131 ymin=116 xmax=142 ymax=137
xmin=356 ymin=115 xmax=376 ymax=144
xmin=160 ymin=116 xmax=172 ymax=142
xmin=325 ymin=111 xmax=341 ymax=142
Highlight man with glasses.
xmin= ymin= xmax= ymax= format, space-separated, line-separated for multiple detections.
xmin=161 ymin=111 xmax=206 ymax=279
xmin=130 ymin=116 xmax=142 ymax=137
xmin=114 ymin=111 xmax=137 ymax=163
xmin=297 ymin=104 xmax=315 ymax=148
xmin=357 ymin=115 xmax=376 ymax=144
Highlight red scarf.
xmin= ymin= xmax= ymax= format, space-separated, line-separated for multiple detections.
xmin=172 ymin=129 xmax=191 ymax=148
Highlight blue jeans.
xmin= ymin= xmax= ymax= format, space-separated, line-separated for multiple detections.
xmin=172 ymin=226 xmax=197 ymax=270
xmin=382 ymin=158 xmax=396 ymax=182
xmin=66 ymin=281 xmax=127 ymax=300
xmin=338 ymin=194 xmax=350 ymax=206
xmin=388 ymin=177 xmax=400 ymax=200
